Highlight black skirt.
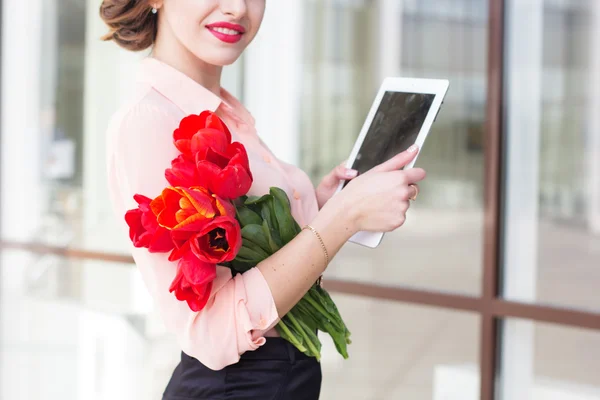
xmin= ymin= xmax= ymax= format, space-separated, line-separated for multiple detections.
xmin=163 ymin=337 xmax=322 ymax=400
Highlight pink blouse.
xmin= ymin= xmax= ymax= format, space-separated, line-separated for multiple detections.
xmin=106 ymin=57 xmax=320 ymax=370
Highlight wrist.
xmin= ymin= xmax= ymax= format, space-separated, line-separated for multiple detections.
xmin=314 ymin=187 xmax=325 ymax=210
xmin=311 ymin=194 xmax=358 ymax=241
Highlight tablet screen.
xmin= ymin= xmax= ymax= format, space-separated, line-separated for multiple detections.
xmin=345 ymin=91 xmax=435 ymax=186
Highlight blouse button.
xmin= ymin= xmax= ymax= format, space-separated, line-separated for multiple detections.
xmin=263 ymin=155 xmax=271 ymax=163
xmin=293 ymin=190 xmax=301 ymax=200
xmin=259 ymin=317 xmax=267 ymax=329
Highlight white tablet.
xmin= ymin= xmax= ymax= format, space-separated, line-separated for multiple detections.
xmin=336 ymin=77 xmax=449 ymax=248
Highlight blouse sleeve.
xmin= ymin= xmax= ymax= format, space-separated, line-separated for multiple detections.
xmin=106 ymin=98 xmax=280 ymax=370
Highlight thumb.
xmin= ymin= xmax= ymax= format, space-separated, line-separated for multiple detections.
xmin=371 ymin=145 xmax=419 ymax=173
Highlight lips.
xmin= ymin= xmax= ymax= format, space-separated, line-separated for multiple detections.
xmin=206 ymin=22 xmax=246 ymax=44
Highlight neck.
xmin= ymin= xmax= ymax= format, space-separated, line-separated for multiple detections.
xmin=152 ymin=29 xmax=222 ymax=96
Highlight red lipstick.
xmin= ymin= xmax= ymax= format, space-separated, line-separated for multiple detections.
xmin=206 ymin=22 xmax=246 ymax=44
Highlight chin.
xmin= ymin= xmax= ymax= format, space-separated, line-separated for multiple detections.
xmin=194 ymin=50 xmax=243 ymax=67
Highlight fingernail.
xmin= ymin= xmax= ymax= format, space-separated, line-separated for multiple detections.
xmin=345 ymin=169 xmax=358 ymax=178
xmin=407 ymin=145 xmax=418 ymax=153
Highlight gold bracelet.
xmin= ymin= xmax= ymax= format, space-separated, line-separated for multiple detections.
xmin=302 ymin=224 xmax=329 ymax=266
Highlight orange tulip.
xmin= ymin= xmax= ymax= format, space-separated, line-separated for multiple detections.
xmin=150 ymin=186 xmax=234 ymax=231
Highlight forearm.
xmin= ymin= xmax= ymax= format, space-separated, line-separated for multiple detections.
xmin=257 ymin=200 xmax=355 ymax=316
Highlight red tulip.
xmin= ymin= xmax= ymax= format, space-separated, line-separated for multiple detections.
xmin=190 ymin=216 xmax=242 ymax=264
xmin=165 ymin=155 xmax=201 ymax=188
xmin=169 ymin=252 xmax=216 ymax=312
xmin=125 ymin=195 xmax=174 ymax=252
xmin=149 ymin=186 xmax=236 ymax=261
xmin=173 ymin=111 xmax=231 ymax=162
xmin=169 ymin=216 xmax=241 ymax=264
xmin=196 ymin=142 xmax=253 ymax=199
xmin=171 ymin=111 xmax=253 ymax=199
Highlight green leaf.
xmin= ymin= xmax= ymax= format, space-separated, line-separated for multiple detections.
xmin=230 ymin=259 xmax=255 ymax=273
xmin=306 ymin=288 xmax=351 ymax=357
xmin=297 ymin=296 xmax=348 ymax=358
xmin=301 ymin=292 xmax=339 ymax=330
xmin=245 ymin=194 xmax=272 ymax=205
xmin=323 ymin=319 xmax=350 ymax=359
xmin=268 ymin=197 xmax=280 ymax=232
xmin=312 ymin=286 xmax=350 ymax=334
xmin=233 ymin=196 xmax=248 ymax=208
xmin=293 ymin=219 xmax=302 ymax=235
xmin=270 ymin=187 xmax=298 ymax=245
xmin=237 ymin=245 xmax=269 ymax=263
xmin=244 ymin=203 xmax=262 ymax=216
xmin=269 ymin=187 xmax=291 ymax=209
xmin=270 ymin=187 xmax=302 ymax=235
xmin=242 ymin=240 xmax=270 ymax=260
xmin=262 ymin=220 xmax=280 ymax=253
xmin=271 ymin=228 xmax=283 ymax=248
xmin=278 ymin=293 xmax=351 ymax=360
xmin=236 ymin=206 xmax=263 ymax=227
xmin=260 ymin=200 xmax=279 ymax=233
xmin=260 ymin=204 xmax=283 ymax=248
xmin=293 ymin=302 xmax=319 ymax=332
xmin=241 ymin=224 xmax=272 ymax=254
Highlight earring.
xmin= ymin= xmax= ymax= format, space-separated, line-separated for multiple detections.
xmin=151 ymin=7 xmax=158 ymax=14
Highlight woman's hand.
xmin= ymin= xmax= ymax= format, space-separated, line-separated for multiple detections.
xmin=329 ymin=145 xmax=425 ymax=234
xmin=315 ymin=161 xmax=358 ymax=209
xmin=260 ymin=145 xmax=425 ymax=317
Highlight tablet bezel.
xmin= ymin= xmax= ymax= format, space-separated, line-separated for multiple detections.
xmin=335 ymin=77 xmax=449 ymax=249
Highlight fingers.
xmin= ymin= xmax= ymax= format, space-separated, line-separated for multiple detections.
xmin=398 ymin=198 xmax=410 ymax=213
xmin=371 ymin=145 xmax=419 ymax=173
xmin=402 ymin=167 xmax=426 ymax=184
xmin=321 ymin=161 xmax=358 ymax=188
xmin=408 ymin=184 xmax=419 ymax=201
xmin=397 ymin=184 xmax=419 ymax=202
xmin=336 ymin=162 xmax=358 ymax=180
xmin=388 ymin=168 xmax=426 ymax=187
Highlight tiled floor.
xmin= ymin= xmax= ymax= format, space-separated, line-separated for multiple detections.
xmin=1 ymin=212 xmax=600 ymax=399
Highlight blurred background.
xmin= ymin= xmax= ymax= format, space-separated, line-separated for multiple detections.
xmin=1 ymin=0 xmax=599 ymax=399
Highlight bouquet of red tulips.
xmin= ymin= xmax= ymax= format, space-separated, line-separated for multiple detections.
xmin=125 ymin=111 xmax=351 ymax=360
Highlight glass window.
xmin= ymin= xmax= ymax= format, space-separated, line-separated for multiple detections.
xmin=0 ymin=2 xmax=245 ymax=397
xmin=301 ymin=0 xmax=490 ymax=295
xmin=499 ymin=319 xmax=600 ymax=400
xmin=0 ymin=250 xmax=174 ymax=400
xmin=320 ymin=295 xmax=481 ymax=399
xmin=1 ymin=257 xmax=480 ymax=400
xmin=502 ymin=0 xmax=600 ymax=312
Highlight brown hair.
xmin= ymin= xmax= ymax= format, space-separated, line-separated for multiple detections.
xmin=100 ymin=0 xmax=157 ymax=52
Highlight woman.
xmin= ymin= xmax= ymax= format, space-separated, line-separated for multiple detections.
xmin=101 ymin=1 xmax=425 ymax=398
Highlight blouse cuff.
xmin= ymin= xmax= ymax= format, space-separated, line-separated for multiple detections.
xmin=235 ymin=268 xmax=280 ymax=353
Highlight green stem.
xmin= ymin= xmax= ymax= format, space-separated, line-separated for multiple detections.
xmin=301 ymin=295 xmax=344 ymax=332
xmin=276 ymin=319 xmax=306 ymax=352
xmin=312 ymin=287 xmax=347 ymax=329
xmin=287 ymin=311 xmax=321 ymax=360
